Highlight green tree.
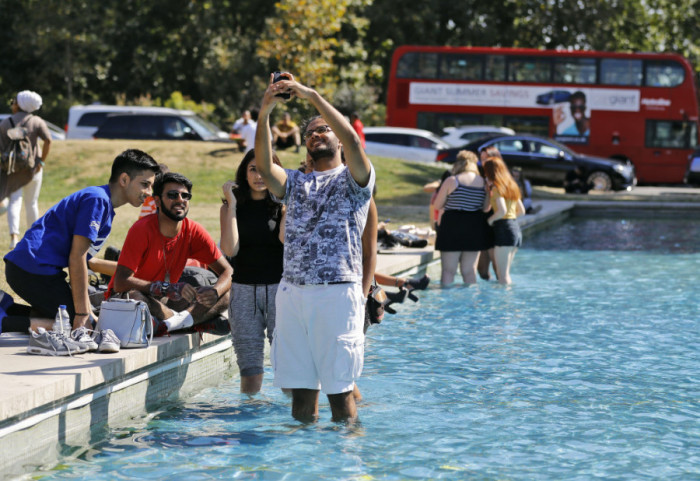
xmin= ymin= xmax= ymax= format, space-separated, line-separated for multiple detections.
xmin=256 ymin=0 xmax=379 ymax=119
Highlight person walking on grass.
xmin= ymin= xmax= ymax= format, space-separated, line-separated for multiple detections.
xmin=0 ymin=90 xmax=52 ymax=249
xmin=255 ymin=72 xmax=374 ymax=423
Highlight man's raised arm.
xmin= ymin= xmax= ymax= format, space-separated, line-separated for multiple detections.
xmin=254 ymin=74 xmax=289 ymax=199
xmin=276 ymin=74 xmax=371 ymax=187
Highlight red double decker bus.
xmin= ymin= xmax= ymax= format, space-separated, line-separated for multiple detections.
xmin=386 ymin=46 xmax=699 ymax=184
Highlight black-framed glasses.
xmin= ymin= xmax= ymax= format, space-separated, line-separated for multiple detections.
xmin=303 ymin=125 xmax=332 ymax=141
xmin=165 ymin=190 xmax=192 ymax=201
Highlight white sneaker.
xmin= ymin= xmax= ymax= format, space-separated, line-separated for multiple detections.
xmin=96 ymin=329 xmax=121 ymax=353
xmin=163 ymin=310 xmax=194 ymax=332
xmin=71 ymin=327 xmax=98 ymax=351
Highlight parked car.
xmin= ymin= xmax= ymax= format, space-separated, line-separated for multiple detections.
xmin=66 ymin=105 xmax=229 ymax=140
xmin=93 ymin=112 xmax=233 ymax=142
xmin=684 ymin=147 xmax=700 ymax=185
xmin=440 ymin=125 xmax=515 ymax=147
xmin=364 ymin=126 xmax=450 ymax=163
xmin=0 ymin=114 xmax=65 ymax=140
xmin=442 ymin=134 xmax=636 ymax=192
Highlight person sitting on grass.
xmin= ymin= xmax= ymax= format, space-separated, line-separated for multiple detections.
xmin=3 ymin=149 xmax=159 ymax=346
xmin=271 ymin=112 xmax=301 ymax=153
xmin=108 ymin=172 xmax=232 ymax=332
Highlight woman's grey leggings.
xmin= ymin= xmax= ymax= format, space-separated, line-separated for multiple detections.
xmin=228 ymin=282 xmax=279 ymax=377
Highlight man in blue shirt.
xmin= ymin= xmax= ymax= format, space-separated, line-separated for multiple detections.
xmin=4 ymin=149 xmax=160 ymax=332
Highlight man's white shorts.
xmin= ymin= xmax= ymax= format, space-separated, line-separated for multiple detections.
xmin=271 ymin=280 xmax=365 ymax=394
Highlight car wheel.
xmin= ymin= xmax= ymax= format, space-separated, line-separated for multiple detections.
xmin=587 ymin=171 xmax=613 ymax=192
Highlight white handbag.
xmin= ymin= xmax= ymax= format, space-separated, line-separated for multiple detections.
xmin=96 ymin=297 xmax=153 ymax=348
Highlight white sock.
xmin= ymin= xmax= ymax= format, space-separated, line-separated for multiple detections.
xmin=163 ymin=311 xmax=194 ymax=332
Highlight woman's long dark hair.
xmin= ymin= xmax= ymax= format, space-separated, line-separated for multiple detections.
xmin=233 ymin=149 xmax=283 ymax=223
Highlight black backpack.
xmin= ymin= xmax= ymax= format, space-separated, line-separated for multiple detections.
xmin=1 ymin=115 xmax=34 ymax=174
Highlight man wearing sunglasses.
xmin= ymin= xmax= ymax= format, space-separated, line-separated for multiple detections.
xmin=110 ymin=172 xmax=232 ymax=332
xmin=255 ymin=72 xmax=374 ymax=423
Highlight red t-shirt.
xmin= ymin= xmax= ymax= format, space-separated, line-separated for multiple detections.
xmin=107 ymin=215 xmax=221 ymax=296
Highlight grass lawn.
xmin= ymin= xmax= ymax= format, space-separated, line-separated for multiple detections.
xmin=0 ymin=139 xmax=445 ymax=297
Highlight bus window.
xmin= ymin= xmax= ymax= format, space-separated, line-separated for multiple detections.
xmin=645 ymin=120 xmax=697 ymax=149
xmin=503 ymin=116 xmax=549 ymax=137
xmin=397 ymin=52 xmax=437 ymax=79
xmin=645 ymin=61 xmax=685 ymax=87
xmin=485 ymin=55 xmax=506 ymax=81
xmin=600 ymin=58 xmax=642 ymax=86
xmin=507 ymin=57 xmax=551 ymax=83
xmin=553 ymin=58 xmax=597 ymax=84
xmin=440 ymin=54 xmax=483 ymax=80
xmin=417 ymin=112 xmax=482 ymax=133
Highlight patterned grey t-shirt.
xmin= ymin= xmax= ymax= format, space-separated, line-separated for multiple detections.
xmin=280 ymin=164 xmax=375 ymax=285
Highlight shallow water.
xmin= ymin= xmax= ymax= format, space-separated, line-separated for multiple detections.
xmin=28 ymin=218 xmax=700 ymax=480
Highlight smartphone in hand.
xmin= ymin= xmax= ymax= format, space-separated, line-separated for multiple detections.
xmin=273 ymin=71 xmax=291 ymax=99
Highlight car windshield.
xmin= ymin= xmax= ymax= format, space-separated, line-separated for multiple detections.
xmin=183 ymin=115 xmax=220 ymax=140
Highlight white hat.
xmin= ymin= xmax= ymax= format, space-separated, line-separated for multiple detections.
xmin=16 ymin=90 xmax=42 ymax=113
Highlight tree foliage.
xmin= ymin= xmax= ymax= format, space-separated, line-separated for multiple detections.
xmin=256 ymin=0 xmax=380 ymax=119
xmin=0 ymin=0 xmax=697 ymax=127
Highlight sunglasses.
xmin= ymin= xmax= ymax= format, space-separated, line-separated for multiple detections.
xmin=303 ymin=125 xmax=332 ymax=141
xmin=165 ymin=190 xmax=192 ymax=201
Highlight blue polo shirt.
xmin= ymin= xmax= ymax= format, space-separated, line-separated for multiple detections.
xmin=4 ymin=185 xmax=115 ymax=276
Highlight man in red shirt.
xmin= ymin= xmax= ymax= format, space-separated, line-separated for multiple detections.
xmin=350 ymin=112 xmax=365 ymax=149
xmin=111 ymin=172 xmax=232 ymax=331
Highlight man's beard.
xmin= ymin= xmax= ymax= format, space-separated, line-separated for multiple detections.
xmin=309 ymin=144 xmax=337 ymax=162
xmin=161 ymin=203 xmax=188 ymax=221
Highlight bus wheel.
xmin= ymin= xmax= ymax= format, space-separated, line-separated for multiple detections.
xmin=587 ymin=171 xmax=613 ymax=192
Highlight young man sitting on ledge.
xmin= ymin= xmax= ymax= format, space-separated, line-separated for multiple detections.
xmin=109 ymin=172 xmax=232 ymax=332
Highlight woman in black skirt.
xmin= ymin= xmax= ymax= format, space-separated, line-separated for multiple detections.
xmin=433 ymin=151 xmax=492 ymax=286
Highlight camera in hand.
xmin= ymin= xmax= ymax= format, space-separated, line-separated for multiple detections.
xmin=273 ymin=71 xmax=291 ymax=99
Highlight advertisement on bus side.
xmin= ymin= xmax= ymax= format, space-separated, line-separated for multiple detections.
xmin=408 ymin=83 xmax=643 ymax=145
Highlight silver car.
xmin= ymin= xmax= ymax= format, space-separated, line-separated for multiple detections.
xmin=364 ymin=126 xmax=450 ymax=163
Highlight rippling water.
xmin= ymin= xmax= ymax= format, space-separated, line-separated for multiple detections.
xmin=28 ymin=218 xmax=700 ymax=480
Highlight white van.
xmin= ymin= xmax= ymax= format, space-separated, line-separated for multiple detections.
xmin=65 ymin=105 xmax=228 ymax=140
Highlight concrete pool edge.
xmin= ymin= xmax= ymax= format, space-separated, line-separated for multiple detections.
xmin=0 ymin=333 xmax=235 ymax=478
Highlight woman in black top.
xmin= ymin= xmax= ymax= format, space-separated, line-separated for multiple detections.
xmin=220 ymin=149 xmax=285 ymax=394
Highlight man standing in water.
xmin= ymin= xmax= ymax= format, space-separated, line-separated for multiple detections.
xmin=255 ymin=73 xmax=374 ymax=423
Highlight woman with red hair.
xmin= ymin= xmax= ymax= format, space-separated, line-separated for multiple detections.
xmin=482 ymin=157 xmax=525 ymax=285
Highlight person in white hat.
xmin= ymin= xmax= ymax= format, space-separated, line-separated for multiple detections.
xmin=0 ymin=90 xmax=52 ymax=249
